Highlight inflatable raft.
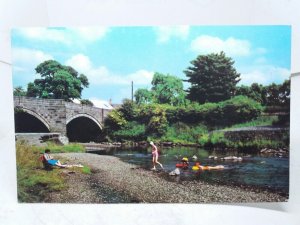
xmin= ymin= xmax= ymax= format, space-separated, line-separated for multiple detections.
xmin=192 ymin=162 xmax=224 ymax=170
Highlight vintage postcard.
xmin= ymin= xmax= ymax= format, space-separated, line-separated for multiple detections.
xmin=12 ymin=26 xmax=290 ymax=203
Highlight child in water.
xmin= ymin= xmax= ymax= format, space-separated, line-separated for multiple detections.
xmin=150 ymin=141 xmax=163 ymax=170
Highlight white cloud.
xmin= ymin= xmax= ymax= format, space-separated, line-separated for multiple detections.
xmin=12 ymin=47 xmax=53 ymax=72
xmin=191 ymin=35 xmax=251 ymax=57
xmin=65 ymin=54 xmax=92 ymax=72
xmin=240 ymin=65 xmax=290 ymax=85
xmin=127 ymin=70 xmax=154 ymax=85
xmin=155 ymin=26 xmax=190 ymax=43
xmin=65 ymin=53 xmax=154 ymax=86
xmin=254 ymin=57 xmax=267 ymax=64
xmin=12 ymin=48 xmax=54 ymax=85
xmin=16 ymin=27 xmax=109 ymax=45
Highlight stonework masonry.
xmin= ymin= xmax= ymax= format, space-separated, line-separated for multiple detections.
xmin=14 ymin=96 xmax=111 ymax=135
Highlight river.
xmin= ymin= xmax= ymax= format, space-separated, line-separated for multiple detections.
xmin=89 ymin=146 xmax=289 ymax=195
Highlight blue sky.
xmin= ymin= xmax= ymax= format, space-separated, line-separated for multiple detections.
xmin=12 ymin=26 xmax=291 ymax=104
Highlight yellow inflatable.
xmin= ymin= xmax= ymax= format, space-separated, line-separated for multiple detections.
xmin=192 ymin=162 xmax=224 ymax=171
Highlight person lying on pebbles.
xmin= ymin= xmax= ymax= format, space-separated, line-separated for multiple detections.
xmin=42 ymin=149 xmax=84 ymax=168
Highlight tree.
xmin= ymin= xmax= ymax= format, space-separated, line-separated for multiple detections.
xmin=278 ymin=79 xmax=290 ymax=107
xmin=13 ymin=86 xmax=27 ymax=96
xmin=119 ymin=99 xmax=137 ymax=121
xmin=236 ymin=83 xmax=266 ymax=104
xmin=151 ymin=72 xmax=186 ymax=106
xmin=184 ymin=51 xmax=241 ymax=104
xmin=134 ymin=88 xmax=153 ymax=104
xmin=26 ymin=60 xmax=89 ymax=101
xmin=80 ymin=99 xmax=94 ymax=106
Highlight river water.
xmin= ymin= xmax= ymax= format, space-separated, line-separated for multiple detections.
xmin=90 ymin=146 xmax=289 ymax=194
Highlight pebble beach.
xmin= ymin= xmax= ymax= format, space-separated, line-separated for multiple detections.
xmin=47 ymin=153 xmax=287 ymax=204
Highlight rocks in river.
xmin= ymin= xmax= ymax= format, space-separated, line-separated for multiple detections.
xmin=208 ymin=155 xmax=218 ymax=160
xmin=221 ymin=156 xmax=243 ymax=161
xmin=260 ymin=148 xmax=289 ymax=157
xmin=169 ymin=168 xmax=180 ymax=176
xmin=192 ymin=155 xmax=198 ymax=160
xmin=209 ymin=155 xmax=244 ymax=161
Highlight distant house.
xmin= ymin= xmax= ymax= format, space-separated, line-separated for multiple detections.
xmin=72 ymin=99 xmax=114 ymax=110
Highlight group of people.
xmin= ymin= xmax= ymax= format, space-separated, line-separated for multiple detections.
xmin=42 ymin=141 xmax=223 ymax=172
xmin=149 ymin=141 xmax=224 ymax=172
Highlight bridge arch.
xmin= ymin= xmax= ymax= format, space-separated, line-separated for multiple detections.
xmin=67 ymin=114 xmax=102 ymax=130
xmin=14 ymin=107 xmax=50 ymax=132
xmin=66 ymin=113 xmax=103 ymax=143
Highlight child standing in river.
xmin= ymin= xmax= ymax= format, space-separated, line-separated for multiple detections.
xmin=150 ymin=141 xmax=163 ymax=170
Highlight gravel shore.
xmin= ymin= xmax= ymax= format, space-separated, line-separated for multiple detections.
xmin=48 ymin=153 xmax=287 ymax=203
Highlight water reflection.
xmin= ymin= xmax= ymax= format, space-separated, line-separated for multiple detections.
xmin=90 ymin=146 xmax=289 ymax=194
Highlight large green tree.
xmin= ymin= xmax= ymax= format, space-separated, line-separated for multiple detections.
xmin=151 ymin=72 xmax=186 ymax=106
xmin=184 ymin=51 xmax=241 ymax=104
xmin=26 ymin=60 xmax=89 ymax=101
xmin=134 ymin=72 xmax=186 ymax=106
xmin=236 ymin=83 xmax=266 ymax=104
xmin=134 ymin=88 xmax=153 ymax=104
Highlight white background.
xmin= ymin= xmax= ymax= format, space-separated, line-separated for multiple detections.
xmin=1 ymin=0 xmax=300 ymax=224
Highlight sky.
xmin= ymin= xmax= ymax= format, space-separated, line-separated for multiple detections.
xmin=11 ymin=26 xmax=291 ymax=104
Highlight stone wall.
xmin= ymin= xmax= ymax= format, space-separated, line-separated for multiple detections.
xmin=15 ymin=133 xmax=69 ymax=146
xmin=14 ymin=97 xmax=111 ymax=135
xmin=223 ymin=127 xmax=289 ymax=143
xmin=14 ymin=97 xmax=66 ymax=134
xmin=65 ymin=102 xmax=104 ymax=126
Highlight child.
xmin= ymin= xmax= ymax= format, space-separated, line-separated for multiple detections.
xmin=150 ymin=141 xmax=163 ymax=170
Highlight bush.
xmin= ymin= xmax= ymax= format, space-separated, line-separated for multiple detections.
xmin=104 ymin=110 xmax=127 ymax=131
xmin=112 ymin=121 xmax=146 ymax=142
xmin=161 ymin=122 xmax=208 ymax=144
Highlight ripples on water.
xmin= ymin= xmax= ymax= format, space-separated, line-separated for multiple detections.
xmin=90 ymin=146 xmax=289 ymax=194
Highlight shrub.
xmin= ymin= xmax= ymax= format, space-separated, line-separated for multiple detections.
xmin=112 ymin=121 xmax=146 ymax=141
xmin=161 ymin=122 xmax=208 ymax=144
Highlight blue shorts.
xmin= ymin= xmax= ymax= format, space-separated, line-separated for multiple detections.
xmin=47 ymin=159 xmax=58 ymax=165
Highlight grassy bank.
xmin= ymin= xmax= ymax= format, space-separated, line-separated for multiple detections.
xmin=36 ymin=142 xmax=85 ymax=153
xmin=202 ymin=131 xmax=289 ymax=151
xmin=223 ymin=115 xmax=278 ymax=130
xmin=16 ymin=141 xmax=88 ymax=202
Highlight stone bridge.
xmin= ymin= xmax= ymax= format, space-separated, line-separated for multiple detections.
xmin=14 ymin=96 xmax=112 ymax=142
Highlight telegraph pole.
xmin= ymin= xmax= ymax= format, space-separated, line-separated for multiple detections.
xmin=131 ymin=81 xmax=134 ymax=102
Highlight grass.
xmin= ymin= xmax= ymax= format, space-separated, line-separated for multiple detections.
xmin=200 ymin=130 xmax=288 ymax=151
xmin=16 ymin=141 xmax=88 ymax=202
xmin=16 ymin=141 xmax=66 ymax=202
xmin=36 ymin=142 xmax=85 ymax=153
xmin=160 ymin=122 xmax=208 ymax=145
xmin=223 ymin=115 xmax=278 ymax=131
xmin=81 ymin=166 xmax=91 ymax=174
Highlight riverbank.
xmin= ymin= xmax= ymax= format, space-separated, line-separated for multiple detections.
xmin=47 ymin=153 xmax=287 ymax=203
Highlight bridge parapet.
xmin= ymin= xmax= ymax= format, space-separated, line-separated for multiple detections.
xmin=14 ymin=96 xmax=112 ymax=135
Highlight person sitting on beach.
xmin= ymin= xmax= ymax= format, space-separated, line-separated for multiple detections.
xmin=43 ymin=149 xmax=83 ymax=168
xmin=150 ymin=141 xmax=163 ymax=170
